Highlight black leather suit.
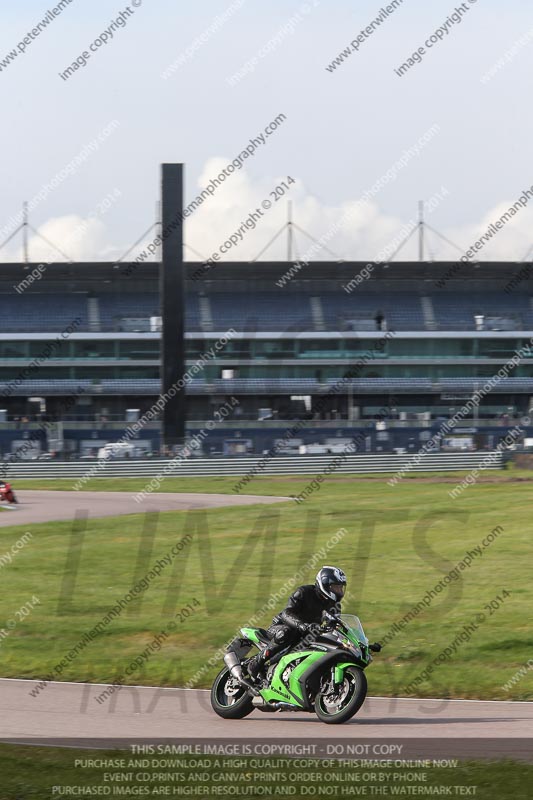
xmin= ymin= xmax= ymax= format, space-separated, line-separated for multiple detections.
xmin=263 ymin=584 xmax=341 ymax=659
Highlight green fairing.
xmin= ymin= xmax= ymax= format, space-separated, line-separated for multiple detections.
xmin=287 ymin=652 xmax=323 ymax=700
xmin=260 ymin=687 xmax=299 ymax=705
xmin=345 ymin=628 xmax=362 ymax=647
xmin=240 ymin=627 xmax=262 ymax=645
xmin=334 ymin=661 xmax=359 ymax=683
xmin=259 ymin=650 xmax=323 ymax=707
xmin=339 ymin=627 xmax=371 ymax=668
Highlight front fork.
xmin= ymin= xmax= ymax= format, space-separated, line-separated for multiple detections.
xmin=319 ymin=666 xmax=338 ymax=696
xmin=333 ymin=661 xmax=360 ymax=684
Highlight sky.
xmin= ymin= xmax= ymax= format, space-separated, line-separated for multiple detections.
xmin=1 ymin=0 xmax=533 ymax=263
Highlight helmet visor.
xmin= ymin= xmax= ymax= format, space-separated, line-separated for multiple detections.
xmin=330 ymin=583 xmax=345 ymax=598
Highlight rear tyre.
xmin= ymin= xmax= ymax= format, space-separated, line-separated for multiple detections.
xmin=210 ymin=667 xmax=254 ymax=719
xmin=314 ymin=666 xmax=367 ymax=724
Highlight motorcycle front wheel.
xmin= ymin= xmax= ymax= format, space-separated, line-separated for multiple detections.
xmin=210 ymin=667 xmax=254 ymax=719
xmin=314 ymin=666 xmax=367 ymax=724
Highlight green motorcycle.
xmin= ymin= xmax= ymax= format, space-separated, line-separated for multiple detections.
xmin=211 ymin=613 xmax=379 ymax=724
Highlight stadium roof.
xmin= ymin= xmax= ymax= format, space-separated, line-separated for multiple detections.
xmin=0 ymin=260 xmax=531 ymax=289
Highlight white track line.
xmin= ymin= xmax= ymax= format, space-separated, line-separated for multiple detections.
xmin=2 ymin=677 xmax=531 ymax=703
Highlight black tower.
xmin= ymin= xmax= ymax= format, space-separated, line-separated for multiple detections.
xmin=160 ymin=163 xmax=185 ymax=450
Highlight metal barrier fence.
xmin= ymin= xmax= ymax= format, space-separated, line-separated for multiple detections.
xmin=0 ymin=452 xmax=503 ymax=480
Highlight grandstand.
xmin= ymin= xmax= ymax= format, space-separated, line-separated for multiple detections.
xmin=0 ymin=259 xmax=531 ymax=456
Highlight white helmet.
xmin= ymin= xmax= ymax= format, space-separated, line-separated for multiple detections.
xmin=315 ymin=565 xmax=347 ymax=601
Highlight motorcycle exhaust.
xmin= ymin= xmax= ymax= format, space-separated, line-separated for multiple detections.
xmin=223 ymin=652 xmax=259 ymax=696
xmin=223 ymin=651 xmax=243 ymax=679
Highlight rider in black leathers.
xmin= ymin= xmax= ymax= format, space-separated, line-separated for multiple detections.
xmin=244 ymin=566 xmax=347 ymax=681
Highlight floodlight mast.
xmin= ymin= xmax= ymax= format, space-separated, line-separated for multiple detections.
xmin=418 ymin=200 xmax=424 ymax=262
xmin=160 ymin=163 xmax=186 ymax=451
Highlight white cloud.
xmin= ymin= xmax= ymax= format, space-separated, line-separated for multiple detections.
xmin=185 ymin=158 xmax=418 ymax=262
xmin=441 ymin=202 xmax=533 ymax=262
xmin=182 ymin=161 xmax=533 ymax=263
xmin=4 ymin=163 xmax=533 ymax=264
xmin=9 ymin=215 xmax=108 ymax=263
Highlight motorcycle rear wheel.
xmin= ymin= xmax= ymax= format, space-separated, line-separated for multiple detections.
xmin=211 ymin=667 xmax=254 ymax=719
xmin=314 ymin=666 xmax=367 ymax=724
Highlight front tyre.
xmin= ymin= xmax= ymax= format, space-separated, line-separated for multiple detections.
xmin=314 ymin=666 xmax=367 ymax=724
xmin=210 ymin=667 xmax=254 ymax=719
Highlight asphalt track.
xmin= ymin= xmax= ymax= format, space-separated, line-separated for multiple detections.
xmin=0 ymin=680 xmax=532 ymax=759
xmin=0 ymin=490 xmax=290 ymax=527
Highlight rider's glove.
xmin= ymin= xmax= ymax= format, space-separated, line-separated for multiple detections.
xmin=369 ymin=642 xmax=382 ymax=653
xmin=297 ymin=622 xmax=318 ymax=637
xmin=296 ymin=621 xmax=311 ymax=635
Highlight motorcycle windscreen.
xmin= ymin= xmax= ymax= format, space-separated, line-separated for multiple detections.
xmin=339 ymin=614 xmax=368 ymax=645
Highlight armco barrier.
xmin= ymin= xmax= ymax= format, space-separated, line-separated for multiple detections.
xmin=0 ymin=452 xmax=503 ymax=480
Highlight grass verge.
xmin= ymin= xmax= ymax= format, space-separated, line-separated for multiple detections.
xmin=0 ymin=474 xmax=530 ymax=699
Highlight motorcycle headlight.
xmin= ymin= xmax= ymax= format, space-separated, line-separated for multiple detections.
xmin=342 ymin=642 xmax=361 ymax=658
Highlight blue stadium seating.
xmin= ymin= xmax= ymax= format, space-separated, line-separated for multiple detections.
xmin=96 ymin=292 xmax=201 ymax=331
xmin=431 ymin=292 xmax=532 ymax=330
xmin=0 ymin=293 xmax=89 ymax=332
xmin=208 ymin=292 xmax=314 ymax=331
xmin=2 ymin=376 xmax=533 ymax=396
xmin=2 ymin=289 xmax=533 ymax=333
xmin=320 ymin=292 xmax=425 ymax=331
xmin=97 ymin=294 xmax=159 ymax=330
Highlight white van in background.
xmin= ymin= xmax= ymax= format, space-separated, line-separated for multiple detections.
xmin=97 ymin=442 xmax=136 ymax=460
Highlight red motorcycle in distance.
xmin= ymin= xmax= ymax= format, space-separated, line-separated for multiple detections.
xmin=0 ymin=481 xmax=17 ymax=504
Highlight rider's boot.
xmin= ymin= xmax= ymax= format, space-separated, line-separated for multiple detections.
xmin=246 ymin=649 xmax=270 ymax=682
